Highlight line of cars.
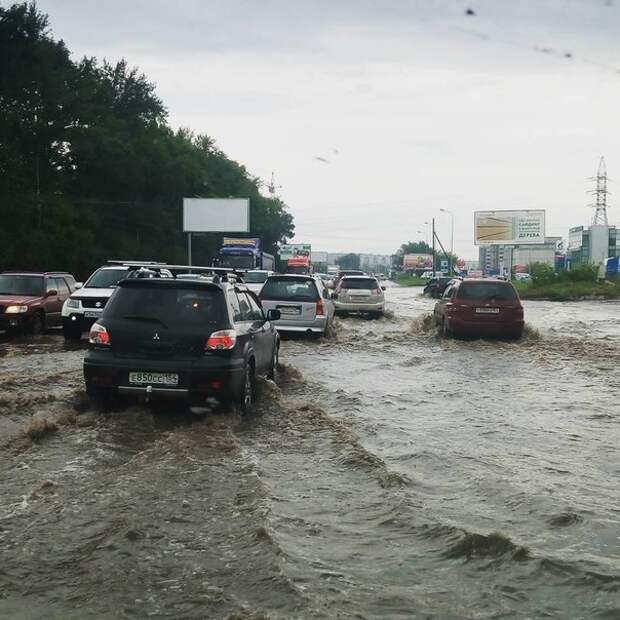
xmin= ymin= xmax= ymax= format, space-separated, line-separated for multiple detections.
xmin=0 ymin=262 xmax=387 ymax=412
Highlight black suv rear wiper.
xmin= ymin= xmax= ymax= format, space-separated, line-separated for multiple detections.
xmin=122 ymin=315 xmax=168 ymax=328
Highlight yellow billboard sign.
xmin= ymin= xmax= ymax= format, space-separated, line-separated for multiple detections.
xmin=474 ymin=210 xmax=545 ymax=245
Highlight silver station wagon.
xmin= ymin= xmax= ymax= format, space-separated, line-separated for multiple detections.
xmin=259 ymin=274 xmax=335 ymax=335
xmin=333 ymin=275 xmax=386 ymax=317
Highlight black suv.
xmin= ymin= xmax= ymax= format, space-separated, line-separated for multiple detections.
xmin=83 ymin=274 xmax=281 ymax=412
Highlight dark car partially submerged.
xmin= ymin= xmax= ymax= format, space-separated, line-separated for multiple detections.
xmin=433 ymin=278 xmax=524 ymax=339
xmin=84 ymin=275 xmax=280 ymax=411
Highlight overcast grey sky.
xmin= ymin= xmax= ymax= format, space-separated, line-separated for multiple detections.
xmin=27 ymin=0 xmax=620 ymax=258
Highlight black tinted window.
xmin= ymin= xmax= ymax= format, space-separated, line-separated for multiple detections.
xmin=340 ymin=278 xmax=378 ymax=290
xmin=458 ymin=282 xmax=517 ymax=300
xmin=260 ymin=278 xmax=318 ymax=301
xmin=243 ymin=272 xmax=269 ymax=283
xmin=105 ymin=286 xmax=228 ymax=327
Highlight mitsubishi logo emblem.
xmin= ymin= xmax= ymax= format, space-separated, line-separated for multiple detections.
xmin=153 ymin=332 xmax=160 ymax=340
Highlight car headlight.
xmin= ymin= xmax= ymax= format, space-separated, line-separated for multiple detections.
xmin=5 ymin=305 xmax=28 ymax=314
xmin=66 ymin=298 xmax=80 ymax=309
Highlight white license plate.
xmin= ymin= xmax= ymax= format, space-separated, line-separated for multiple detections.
xmin=278 ymin=306 xmax=301 ymax=315
xmin=476 ymin=307 xmax=500 ymax=314
xmin=129 ymin=372 xmax=179 ymax=386
xmin=84 ymin=311 xmax=102 ymax=318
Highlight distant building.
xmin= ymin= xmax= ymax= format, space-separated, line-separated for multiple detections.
xmin=567 ymin=225 xmax=619 ymax=267
xmin=479 ymin=237 xmax=562 ymax=274
xmin=325 ymin=253 xmax=392 ymax=270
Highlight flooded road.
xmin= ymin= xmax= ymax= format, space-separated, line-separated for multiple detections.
xmin=0 ymin=286 xmax=618 ymax=619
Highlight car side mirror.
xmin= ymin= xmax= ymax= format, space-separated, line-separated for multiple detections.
xmin=46 ymin=289 xmax=58 ymax=297
xmin=331 ymin=292 xmax=338 ymax=300
xmin=266 ymin=309 xmax=281 ymax=321
xmin=381 ymin=286 xmax=386 ymax=291
xmin=75 ymin=282 xmax=83 ymax=289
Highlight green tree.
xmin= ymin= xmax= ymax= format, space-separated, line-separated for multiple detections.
xmin=0 ymin=2 xmax=294 ymax=278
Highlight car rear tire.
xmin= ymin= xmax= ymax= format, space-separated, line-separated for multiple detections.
xmin=30 ymin=312 xmax=45 ymax=335
xmin=239 ymin=361 xmax=255 ymax=415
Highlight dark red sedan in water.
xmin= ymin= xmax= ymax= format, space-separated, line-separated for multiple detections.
xmin=433 ymin=278 xmax=524 ymax=339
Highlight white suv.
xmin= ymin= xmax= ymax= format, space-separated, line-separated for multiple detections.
xmin=61 ymin=265 xmax=133 ymax=339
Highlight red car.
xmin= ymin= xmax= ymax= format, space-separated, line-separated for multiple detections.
xmin=0 ymin=271 xmax=77 ymax=334
xmin=433 ymin=278 xmax=524 ymax=339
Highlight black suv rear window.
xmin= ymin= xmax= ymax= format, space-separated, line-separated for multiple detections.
xmin=260 ymin=278 xmax=319 ymax=301
xmin=104 ymin=285 xmax=228 ymax=327
xmin=458 ymin=282 xmax=517 ymax=300
xmin=340 ymin=278 xmax=378 ymax=290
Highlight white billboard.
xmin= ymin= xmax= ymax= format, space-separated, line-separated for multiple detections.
xmin=183 ymin=198 xmax=249 ymax=233
xmin=280 ymin=243 xmax=311 ymax=259
xmin=474 ymin=210 xmax=545 ymax=245
xmin=568 ymin=227 xmax=583 ymax=250
xmin=311 ymin=251 xmax=329 ymax=264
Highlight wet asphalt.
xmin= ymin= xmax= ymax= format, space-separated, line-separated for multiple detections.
xmin=0 ymin=285 xmax=618 ymax=619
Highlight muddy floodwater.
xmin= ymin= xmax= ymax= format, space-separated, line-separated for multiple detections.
xmin=0 ymin=285 xmax=618 ymax=619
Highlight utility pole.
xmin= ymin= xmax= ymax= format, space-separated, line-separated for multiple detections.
xmin=440 ymin=208 xmax=454 ymax=272
xmin=267 ymin=172 xmax=282 ymax=198
xmin=589 ymin=156 xmax=610 ymax=225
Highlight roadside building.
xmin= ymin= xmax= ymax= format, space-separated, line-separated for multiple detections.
xmin=567 ymin=225 xmax=619 ymax=267
xmin=479 ymin=237 xmax=562 ymax=274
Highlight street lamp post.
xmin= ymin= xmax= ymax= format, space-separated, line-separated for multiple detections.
xmin=440 ymin=208 xmax=454 ymax=272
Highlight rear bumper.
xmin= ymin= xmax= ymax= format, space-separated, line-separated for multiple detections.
xmin=335 ymin=301 xmax=384 ymax=313
xmin=83 ymin=350 xmax=245 ymax=401
xmin=449 ymin=318 xmax=524 ymax=336
xmin=273 ymin=316 xmax=329 ymax=333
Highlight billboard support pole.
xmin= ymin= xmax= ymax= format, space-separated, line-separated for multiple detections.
xmin=432 ymin=218 xmax=436 ymax=276
xmin=187 ymin=233 xmax=192 ymax=267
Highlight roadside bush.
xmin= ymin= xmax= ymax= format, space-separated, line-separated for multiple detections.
xmin=563 ymin=263 xmax=598 ymax=282
xmin=528 ymin=262 xmax=556 ymax=284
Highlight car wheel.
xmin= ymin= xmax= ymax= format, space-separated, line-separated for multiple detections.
xmin=267 ymin=344 xmax=279 ymax=381
xmin=239 ymin=361 xmax=255 ymax=415
xmin=30 ymin=313 xmax=45 ymax=335
xmin=441 ymin=317 xmax=452 ymax=338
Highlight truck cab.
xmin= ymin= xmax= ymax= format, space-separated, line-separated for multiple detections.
xmin=286 ymin=254 xmax=311 ymax=274
xmin=218 ymin=238 xmax=274 ymax=271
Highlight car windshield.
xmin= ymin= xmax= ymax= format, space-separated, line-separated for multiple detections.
xmin=340 ymin=278 xmax=378 ymax=290
xmin=260 ymin=277 xmax=318 ymax=301
xmin=243 ymin=272 xmax=269 ymax=283
xmin=85 ymin=268 xmax=128 ymax=288
xmin=0 ymin=275 xmax=44 ymax=296
xmin=104 ymin=285 xmax=228 ymax=327
xmin=220 ymin=255 xmax=255 ymax=269
xmin=458 ymin=282 xmax=517 ymax=300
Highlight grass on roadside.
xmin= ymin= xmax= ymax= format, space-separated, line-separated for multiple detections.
xmin=514 ymin=279 xmax=620 ymax=301
xmin=396 ymin=275 xmax=427 ymax=287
